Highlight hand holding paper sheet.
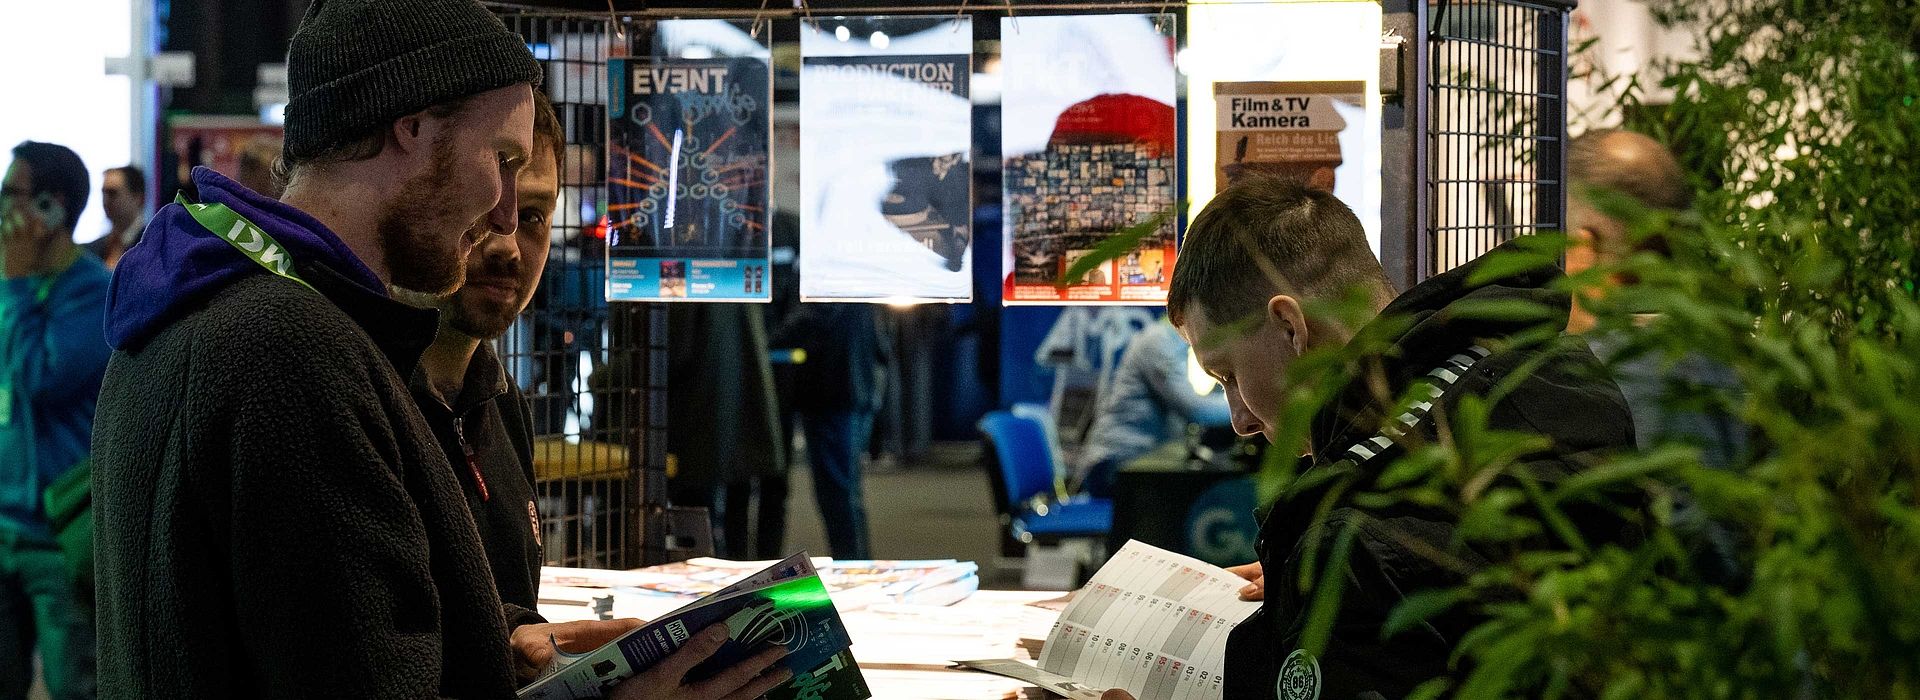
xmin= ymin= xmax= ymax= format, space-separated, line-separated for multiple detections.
xmin=959 ymin=541 xmax=1260 ymax=700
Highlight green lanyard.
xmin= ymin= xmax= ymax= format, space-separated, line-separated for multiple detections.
xmin=174 ymin=192 xmax=317 ymax=293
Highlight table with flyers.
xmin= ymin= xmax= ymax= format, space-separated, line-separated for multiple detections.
xmin=534 ymin=557 xmax=1065 ymax=700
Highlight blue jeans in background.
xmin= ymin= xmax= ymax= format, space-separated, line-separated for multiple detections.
xmin=800 ymin=410 xmax=875 ymax=560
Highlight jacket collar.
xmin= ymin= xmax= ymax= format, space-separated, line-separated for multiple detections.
xmin=296 ymin=259 xmax=440 ymax=379
xmin=408 ymin=342 xmax=511 ymax=421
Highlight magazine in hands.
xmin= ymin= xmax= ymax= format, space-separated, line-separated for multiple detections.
xmin=519 ymin=553 xmax=871 ymax=700
xmin=957 ymin=540 xmax=1260 ymax=700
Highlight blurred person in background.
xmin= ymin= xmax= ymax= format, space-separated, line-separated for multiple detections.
xmin=660 ymin=303 xmax=785 ymax=559
xmin=771 ymin=302 xmax=891 ymax=560
xmin=1564 ymin=128 xmax=1744 ymax=466
xmin=1564 ymin=128 xmax=1746 ymax=583
xmin=87 ymin=165 xmax=146 ymax=269
xmin=1 ymin=141 xmax=110 ymax=700
xmin=1071 ymin=318 xmax=1230 ymax=498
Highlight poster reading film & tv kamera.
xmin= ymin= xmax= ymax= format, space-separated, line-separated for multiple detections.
xmin=606 ymin=21 xmax=772 ymax=302
xmin=1186 ymin=1 xmax=1383 ymax=255
xmin=800 ymin=17 xmax=974 ymax=303
xmin=1000 ymin=14 xmax=1179 ymax=305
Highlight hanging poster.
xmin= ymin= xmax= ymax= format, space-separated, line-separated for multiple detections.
xmin=1215 ymin=81 xmax=1365 ymax=192
xmin=605 ymin=21 xmax=773 ymax=303
xmin=800 ymin=17 xmax=974 ymax=303
xmin=999 ymin=14 xmax=1179 ymax=306
xmin=1186 ymin=3 xmax=1382 ymax=256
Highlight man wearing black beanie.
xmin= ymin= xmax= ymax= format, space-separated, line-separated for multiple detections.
xmin=91 ymin=1 xmax=791 ymax=698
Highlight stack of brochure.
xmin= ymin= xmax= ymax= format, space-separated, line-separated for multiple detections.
xmin=519 ymin=554 xmax=871 ymax=700
xmin=544 ymin=557 xmax=981 ymax=610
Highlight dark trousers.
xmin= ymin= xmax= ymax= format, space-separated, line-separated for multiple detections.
xmin=801 ymin=409 xmax=875 ymax=560
xmin=750 ymin=472 xmax=789 ymax=559
xmin=0 ymin=533 xmax=94 ymax=700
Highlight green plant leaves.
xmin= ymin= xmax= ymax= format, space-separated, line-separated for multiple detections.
xmin=1384 ymin=589 xmax=1466 ymax=640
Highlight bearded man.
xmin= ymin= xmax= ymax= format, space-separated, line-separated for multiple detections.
xmin=89 ymin=1 xmax=789 ymax=698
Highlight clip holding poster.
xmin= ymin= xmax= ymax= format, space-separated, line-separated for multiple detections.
xmin=605 ymin=20 xmax=774 ymax=303
xmin=999 ymin=14 xmax=1180 ymax=307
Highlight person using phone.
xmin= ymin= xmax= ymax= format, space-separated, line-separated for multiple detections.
xmin=0 ymin=141 xmax=111 ymax=700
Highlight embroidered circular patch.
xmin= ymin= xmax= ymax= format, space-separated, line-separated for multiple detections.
xmin=1277 ymin=649 xmax=1321 ymax=700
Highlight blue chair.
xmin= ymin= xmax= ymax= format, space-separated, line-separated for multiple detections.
xmin=979 ymin=410 xmax=1113 ymax=545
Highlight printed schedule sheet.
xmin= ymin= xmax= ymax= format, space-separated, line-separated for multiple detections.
xmin=1035 ymin=541 xmax=1261 ymax=700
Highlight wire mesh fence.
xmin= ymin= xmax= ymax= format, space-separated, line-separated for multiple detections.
xmin=1425 ymin=0 xmax=1569 ymax=275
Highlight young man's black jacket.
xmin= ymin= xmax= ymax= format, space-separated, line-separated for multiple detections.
xmin=1223 ymin=245 xmax=1639 ymax=699
xmin=409 ymin=344 xmax=546 ymax=614
xmin=92 ymin=168 xmax=524 ymax=699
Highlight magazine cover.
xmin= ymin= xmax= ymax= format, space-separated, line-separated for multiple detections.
xmin=799 ymin=17 xmax=973 ymax=302
xmin=999 ymin=14 xmax=1179 ymax=306
xmin=1214 ymin=81 xmax=1365 ymax=194
xmin=606 ymin=49 xmax=773 ymax=302
xmin=1184 ymin=2 xmax=1383 ymax=256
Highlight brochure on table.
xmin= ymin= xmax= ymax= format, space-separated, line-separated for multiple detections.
xmin=799 ymin=16 xmax=974 ymax=303
xmin=543 ymin=557 xmax=980 ymax=609
xmin=605 ymin=19 xmax=773 ymax=302
xmin=958 ymin=540 xmax=1260 ymax=700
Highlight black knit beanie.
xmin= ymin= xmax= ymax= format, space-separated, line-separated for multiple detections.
xmin=283 ymin=0 xmax=542 ymax=162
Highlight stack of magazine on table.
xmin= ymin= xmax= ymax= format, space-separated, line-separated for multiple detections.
xmin=518 ymin=553 xmax=871 ymax=700
xmin=545 ymin=557 xmax=981 ymax=610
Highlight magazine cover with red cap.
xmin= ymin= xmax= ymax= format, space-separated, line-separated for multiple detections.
xmin=999 ymin=14 xmax=1179 ymax=305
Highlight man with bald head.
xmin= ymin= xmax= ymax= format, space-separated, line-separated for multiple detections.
xmin=1563 ymin=128 xmax=1744 ymax=473
xmin=1562 ymin=128 xmax=1693 ymax=333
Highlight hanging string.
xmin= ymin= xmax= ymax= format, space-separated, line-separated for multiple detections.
xmin=794 ymin=0 xmax=819 ymax=36
xmin=750 ymin=0 xmax=773 ymax=39
xmin=952 ymin=0 xmax=969 ymax=32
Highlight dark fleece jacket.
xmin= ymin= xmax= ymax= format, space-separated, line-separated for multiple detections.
xmin=1223 ymin=243 xmax=1638 ymax=699
xmin=91 ymin=167 xmax=520 ymax=699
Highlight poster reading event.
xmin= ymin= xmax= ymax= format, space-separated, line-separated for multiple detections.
xmin=605 ymin=22 xmax=773 ymax=302
xmin=800 ymin=17 xmax=973 ymax=302
xmin=999 ymin=14 xmax=1179 ymax=305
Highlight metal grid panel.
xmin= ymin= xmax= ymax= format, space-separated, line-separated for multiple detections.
xmin=491 ymin=10 xmax=668 ymax=569
xmin=1426 ymin=0 xmax=1568 ymax=276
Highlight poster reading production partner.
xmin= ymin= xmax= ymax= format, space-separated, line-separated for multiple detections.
xmin=1000 ymin=14 xmax=1179 ymax=305
xmin=801 ymin=17 xmax=973 ymax=302
xmin=606 ymin=41 xmax=772 ymax=302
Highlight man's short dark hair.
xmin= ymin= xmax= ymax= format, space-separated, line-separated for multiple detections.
xmin=531 ymin=90 xmax=562 ymax=169
xmin=108 ymin=165 xmax=147 ymax=199
xmin=1168 ymin=175 xmax=1390 ymax=328
xmin=10 ymin=141 xmax=89 ymax=232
